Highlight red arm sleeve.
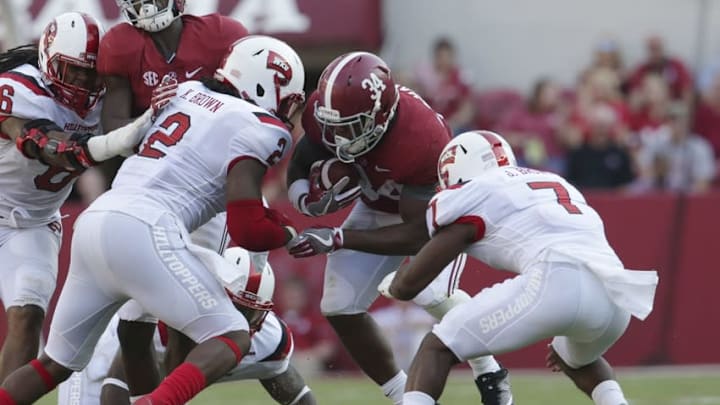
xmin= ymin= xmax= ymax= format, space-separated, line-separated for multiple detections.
xmin=226 ymin=199 xmax=294 ymax=252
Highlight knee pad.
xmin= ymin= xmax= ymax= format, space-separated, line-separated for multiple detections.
xmin=422 ymin=289 xmax=471 ymax=320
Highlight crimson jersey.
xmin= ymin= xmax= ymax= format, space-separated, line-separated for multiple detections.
xmin=97 ymin=14 xmax=248 ymax=116
xmin=304 ymin=86 xmax=451 ymax=213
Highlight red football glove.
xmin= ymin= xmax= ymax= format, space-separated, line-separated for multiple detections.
xmin=151 ymin=75 xmax=178 ymax=117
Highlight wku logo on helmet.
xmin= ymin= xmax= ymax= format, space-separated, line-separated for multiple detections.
xmin=266 ymin=50 xmax=292 ymax=86
xmin=438 ymin=145 xmax=460 ymax=185
xmin=43 ymin=20 xmax=57 ymax=58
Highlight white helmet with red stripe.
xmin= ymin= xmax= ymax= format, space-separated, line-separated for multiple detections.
xmin=215 ymin=35 xmax=305 ymax=124
xmin=437 ymin=130 xmax=517 ymax=189
xmin=219 ymin=247 xmax=275 ymax=331
xmin=37 ymin=12 xmax=105 ymax=117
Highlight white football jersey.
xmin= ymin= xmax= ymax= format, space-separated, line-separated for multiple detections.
xmin=0 ymin=64 xmax=101 ymax=227
xmin=427 ymin=166 xmax=622 ymax=274
xmin=87 ymin=81 xmax=292 ymax=232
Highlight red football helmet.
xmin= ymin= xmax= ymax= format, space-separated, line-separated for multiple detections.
xmin=314 ymin=52 xmax=400 ymax=163
xmin=38 ymin=12 xmax=105 ymax=117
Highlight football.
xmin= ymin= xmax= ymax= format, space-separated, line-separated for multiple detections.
xmin=316 ymin=157 xmax=363 ymax=193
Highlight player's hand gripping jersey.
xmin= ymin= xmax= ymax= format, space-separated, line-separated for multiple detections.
xmin=87 ymin=80 xmax=291 ymax=232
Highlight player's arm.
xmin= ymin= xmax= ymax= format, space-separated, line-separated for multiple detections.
xmin=387 ymin=222 xmax=476 ymax=300
xmin=287 ymin=185 xmax=436 ymax=258
xmin=1 ymin=109 xmax=152 ymax=171
xmin=259 ymin=365 xmax=317 ymax=405
xmin=101 ymin=75 xmax=134 ymax=131
xmin=286 ymin=135 xmax=335 ymax=216
xmin=343 ymin=185 xmax=434 ymax=255
xmin=226 ymin=158 xmax=296 ymax=252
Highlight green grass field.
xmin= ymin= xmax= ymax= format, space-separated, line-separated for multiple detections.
xmin=34 ymin=366 xmax=720 ymax=404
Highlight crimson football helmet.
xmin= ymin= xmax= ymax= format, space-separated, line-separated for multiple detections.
xmin=437 ymin=130 xmax=517 ymax=189
xmin=116 ymin=0 xmax=185 ymax=32
xmin=218 ymin=247 xmax=275 ymax=332
xmin=215 ymin=35 xmax=305 ymax=125
xmin=37 ymin=12 xmax=105 ymax=117
xmin=314 ymin=52 xmax=400 ymax=163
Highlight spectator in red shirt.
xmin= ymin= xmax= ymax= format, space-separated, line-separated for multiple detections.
xmin=693 ymin=70 xmax=720 ymax=161
xmin=628 ymin=36 xmax=693 ymax=105
xmin=567 ymin=68 xmax=631 ymax=149
xmin=495 ymin=78 xmax=570 ymax=173
xmin=584 ymin=37 xmax=628 ymax=92
xmin=412 ymin=37 xmax=475 ymax=135
xmin=629 ymin=74 xmax=674 ymax=137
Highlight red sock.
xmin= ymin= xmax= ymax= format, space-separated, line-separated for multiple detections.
xmin=148 ymin=363 xmax=206 ymax=405
xmin=0 ymin=389 xmax=17 ymax=405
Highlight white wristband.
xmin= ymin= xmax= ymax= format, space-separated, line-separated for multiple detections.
xmin=102 ymin=377 xmax=129 ymax=391
xmin=288 ymin=179 xmax=310 ymax=212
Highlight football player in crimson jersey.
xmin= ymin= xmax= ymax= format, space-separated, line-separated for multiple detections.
xmin=381 ymin=131 xmax=658 ymax=405
xmin=285 ymin=52 xmax=513 ymax=405
xmin=0 ymin=12 xmax=153 ymax=384
xmin=98 ymin=0 xmax=248 ymax=127
xmin=0 ymin=35 xmax=305 ymax=405
xmin=96 ymin=0 xmax=250 ymax=397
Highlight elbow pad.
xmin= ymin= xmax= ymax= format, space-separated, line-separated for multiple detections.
xmin=227 ymin=199 xmax=295 ymax=252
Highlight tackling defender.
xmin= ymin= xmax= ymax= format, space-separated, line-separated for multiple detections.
xmin=0 ymin=12 xmax=152 ymax=383
xmin=382 ymin=130 xmax=658 ymax=405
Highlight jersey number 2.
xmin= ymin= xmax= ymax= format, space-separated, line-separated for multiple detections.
xmin=527 ymin=181 xmax=582 ymax=214
xmin=138 ymin=112 xmax=191 ymax=159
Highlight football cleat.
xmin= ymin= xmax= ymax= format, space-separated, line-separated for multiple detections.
xmin=475 ymin=367 xmax=514 ymax=405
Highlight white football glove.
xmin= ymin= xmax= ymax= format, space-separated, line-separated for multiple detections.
xmin=87 ymin=108 xmax=154 ymax=160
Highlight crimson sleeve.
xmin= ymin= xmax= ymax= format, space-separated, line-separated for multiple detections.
xmin=226 ymin=199 xmax=293 ymax=252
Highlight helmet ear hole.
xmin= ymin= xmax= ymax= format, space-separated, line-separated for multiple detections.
xmin=256 ymin=84 xmax=265 ymax=97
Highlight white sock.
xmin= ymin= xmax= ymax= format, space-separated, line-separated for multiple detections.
xmin=468 ymin=355 xmax=501 ymax=379
xmin=381 ymin=371 xmax=407 ymax=405
xmin=591 ymin=380 xmax=628 ymax=405
xmin=403 ymin=391 xmax=436 ymax=405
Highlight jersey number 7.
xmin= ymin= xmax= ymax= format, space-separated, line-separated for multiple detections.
xmin=527 ymin=181 xmax=582 ymax=214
